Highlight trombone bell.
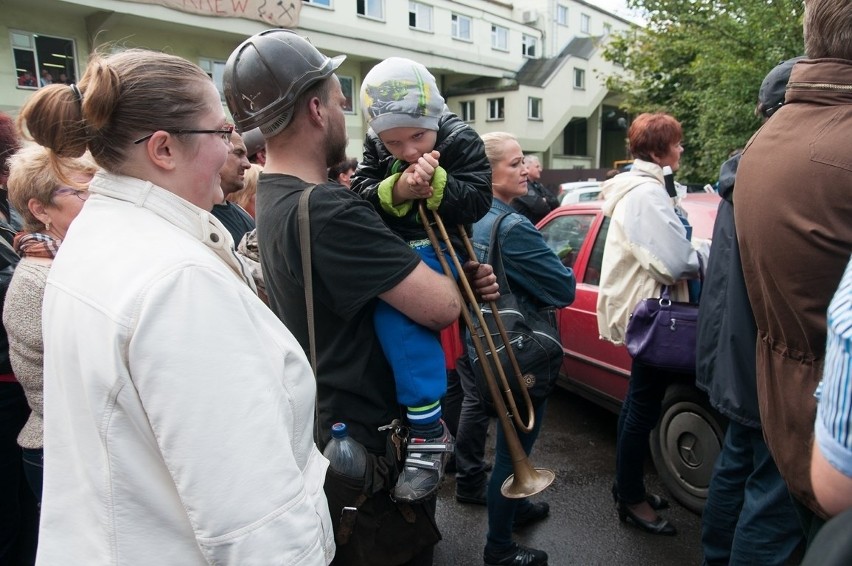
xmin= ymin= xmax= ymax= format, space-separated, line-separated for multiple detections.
xmin=501 ymin=463 xmax=555 ymax=499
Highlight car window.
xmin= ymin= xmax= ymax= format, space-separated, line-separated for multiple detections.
xmin=584 ymin=217 xmax=610 ymax=286
xmin=579 ymin=190 xmax=601 ymax=202
xmin=540 ymin=213 xmax=595 ymax=269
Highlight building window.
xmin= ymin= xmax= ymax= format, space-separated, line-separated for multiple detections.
xmin=409 ymin=2 xmax=433 ymax=31
xmin=338 ymin=75 xmax=355 ymax=114
xmin=574 ymin=68 xmax=586 ymax=89
xmin=580 ymin=13 xmax=591 ymax=33
xmin=487 ymin=98 xmax=504 ymax=121
xmin=460 ymin=100 xmax=475 ymax=122
xmin=528 ymin=97 xmax=542 ymax=120
xmin=564 ymin=117 xmax=588 ymax=155
xmin=557 ymin=5 xmax=569 ymax=26
xmin=451 ymin=13 xmax=472 ymax=41
xmin=303 ymin=0 xmax=332 ymax=6
xmin=12 ymin=31 xmax=77 ymax=89
xmin=491 ymin=25 xmax=508 ymax=51
xmin=199 ymin=58 xmax=227 ymax=100
xmin=522 ymin=35 xmax=537 ymax=58
xmin=357 ymin=0 xmax=383 ymax=19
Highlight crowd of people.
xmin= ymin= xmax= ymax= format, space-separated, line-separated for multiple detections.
xmin=0 ymin=0 xmax=850 ymax=564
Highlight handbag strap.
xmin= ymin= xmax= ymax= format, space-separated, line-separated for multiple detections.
xmin=297 ymin=184 xmax=320 ymax=442
xmin=485 ymin=212 xmax=512 ymax=297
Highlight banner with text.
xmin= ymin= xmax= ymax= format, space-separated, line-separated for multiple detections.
xmin=126 ymin=0 xmax=301 ymax=27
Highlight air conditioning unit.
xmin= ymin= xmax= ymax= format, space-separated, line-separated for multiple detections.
xmin=521 ymin=10 xmax=538 ymax=24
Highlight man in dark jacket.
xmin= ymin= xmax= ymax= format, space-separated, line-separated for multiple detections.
xmin=0 ymin=112 xmax=37 ymax=566
xmin=696 ymin=57 xmax=805 ymax=566
xmin=511 ymin=155 xmax=558 ymax=224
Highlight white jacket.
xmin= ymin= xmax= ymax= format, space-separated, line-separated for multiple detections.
xmin=38 ymin=171 xmax=334 ymax=565
xmin=596 ymin=159 xmax=701 ymax=344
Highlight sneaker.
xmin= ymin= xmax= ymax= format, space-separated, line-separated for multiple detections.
xmin=483 ymin=543 xmax=548 ymax=566
xmin=392 ymin=421 xmax=454 ymax=503
xmin=455 ymin=482 xmax=487 ymax=506
xmin=512 ymin=501 xmax=550 ymax=530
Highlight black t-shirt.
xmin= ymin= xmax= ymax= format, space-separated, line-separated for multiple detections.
xmin=211 ymin=201 xmax=256 ymax=246
xmin=256 ymin=174 xmax=421 ymax=453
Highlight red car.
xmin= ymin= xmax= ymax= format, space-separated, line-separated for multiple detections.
xmin=537 ymin=192 xmax=724 ymax=513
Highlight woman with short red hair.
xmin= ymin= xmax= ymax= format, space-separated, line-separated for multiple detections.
xmin=597 ymin=112 xmax=704 ymax=536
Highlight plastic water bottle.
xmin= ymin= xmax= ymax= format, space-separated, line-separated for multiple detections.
xmin=323 ymin=422 xmax=367 ymax=480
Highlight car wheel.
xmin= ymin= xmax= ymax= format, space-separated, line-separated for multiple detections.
xmin=650 ymin=383 xmax=727 ymax=514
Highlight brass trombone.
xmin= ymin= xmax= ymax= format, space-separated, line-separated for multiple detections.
xmin=418 ymin=202 xmax=554 ymax=498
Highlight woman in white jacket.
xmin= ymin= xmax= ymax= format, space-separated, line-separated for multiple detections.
xmin=597 ymin=113 xmax=702 ymax=537
xmin=17 ymin=49 xmax=334 ymax=565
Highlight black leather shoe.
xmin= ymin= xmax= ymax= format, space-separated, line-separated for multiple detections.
xmin=456 ymin=483 xmax=487 ymax=506
xmin=484 ymin=543 xmax=548 ymax=566
xmin=611 ymin=484 xmax=670 ymax=511
xmin=617 ymin=502 xmax=677 ymax=536
xmin=513 ymin=501 xmax=550 ymax=531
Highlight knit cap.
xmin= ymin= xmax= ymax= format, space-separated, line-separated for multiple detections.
xmin=360 ymin=57 xmax=445 ymax=134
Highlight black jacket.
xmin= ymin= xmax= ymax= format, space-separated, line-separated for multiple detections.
xmin=351 ymin=112 xmax=492 ymax=249
xmin=0 ymin=191 xmax=21 ymax=375
xmin=695 ymin=153 xmax=759 ymax=428
xmin=511 ymin=180 xmax=559 ymax=225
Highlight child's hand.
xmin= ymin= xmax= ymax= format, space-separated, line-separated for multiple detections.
xmin=411 ymin=151 xmax=440 ymax=185
xmin=392 ymin=151 xmax=442 ymax=202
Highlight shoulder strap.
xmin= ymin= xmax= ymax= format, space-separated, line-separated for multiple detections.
xmin=486 ymin=212 xmax=512 ymax=295
xmin=297 ymin=184 xmax=320 ymax=441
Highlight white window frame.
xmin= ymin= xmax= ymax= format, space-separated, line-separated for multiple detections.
xmin=487 ymin=97 xmax=504 ymax=121
xmin=491 ymin=25 xmax=509 ymax=51
xmin=580 ymin=13 xmax=591 ymax=34
xmin=522 ymin=34 xmax=537 ymax=58
xmin=303 ymin=0 xmax=332 ymax=7
xmin=528 ymin=97 xmax=542 ymax=121
xmin=556 ymin=5 xmax=569 ymax=26
xmin=451 ymin=13 xmax=472 ymax=41
xmin=460 ymin=100 xmax=475 ymax=122
xmin=574 ymin=68 xmax=586 ymax=90
xmin=12 ymin=30 xmax=78 ymax=90
xmin=357 ymin=0 xmax=384 ymax=20
xmin=199 ymin=58 xmax=227 ymax=100
xmin=409 ymin=2 xmax=433 ymax=32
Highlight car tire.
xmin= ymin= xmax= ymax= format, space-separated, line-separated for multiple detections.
xmin=650 ymin=383 xmax=727 ymax=514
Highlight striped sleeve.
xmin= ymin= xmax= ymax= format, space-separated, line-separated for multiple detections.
xmin=815 ymin=255 xmax=852 ymax=477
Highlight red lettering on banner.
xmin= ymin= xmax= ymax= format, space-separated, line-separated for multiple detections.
xmin=231 ymin=0 xmax=248 ymax=13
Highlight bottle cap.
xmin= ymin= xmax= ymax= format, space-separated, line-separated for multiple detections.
xmin=331 ymin=422 xmax=348 ymax=439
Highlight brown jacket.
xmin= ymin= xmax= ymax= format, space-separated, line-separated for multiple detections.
xmin=734 ymin=58 xmax=852 ymax=517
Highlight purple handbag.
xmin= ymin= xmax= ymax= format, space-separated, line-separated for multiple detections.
xmin=624 ymin=286 xmax=698 ymax=373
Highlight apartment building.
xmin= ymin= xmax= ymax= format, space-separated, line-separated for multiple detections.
xmin=2 ymin=0 xmax=634 ymax=168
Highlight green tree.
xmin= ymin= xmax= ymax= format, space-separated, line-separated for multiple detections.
xmin=604 ymin=0 xmax=803 ymax=182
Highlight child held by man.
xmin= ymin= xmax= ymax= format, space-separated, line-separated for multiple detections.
xmin=351 ymin=57 xmax=492 ymax=502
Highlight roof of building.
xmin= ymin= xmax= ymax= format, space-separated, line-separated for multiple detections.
xmin=516 ymin=36 xmax=600 ymax=87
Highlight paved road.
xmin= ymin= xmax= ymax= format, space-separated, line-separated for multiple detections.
xmin=433 ymin=388 xmax=703 ymax=565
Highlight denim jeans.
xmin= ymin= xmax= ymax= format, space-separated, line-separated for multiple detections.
xmin=615 ymin=359 xmax=675 ymax=504
xmin=0 ymin=382 xmax=38 ymax=565
xmin=701 ymin=421 xmax=803 ymax=566
xmin=453 ymin=354 xmax=491 ymax=493
xmin=485 ymin=400 xmax=546 ymax=552
xmin=22 ymin=447 xmax=43 ymax=505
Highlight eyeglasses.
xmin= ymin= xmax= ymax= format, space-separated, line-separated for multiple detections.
xmin=52 ymin=187 xmax=90 ymax=201
xmin=133 ymin=124 xmax=235 ymax=145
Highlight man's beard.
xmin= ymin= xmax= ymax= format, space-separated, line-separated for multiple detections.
xmin=325 ymin=128 xmax=347 ymax=168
